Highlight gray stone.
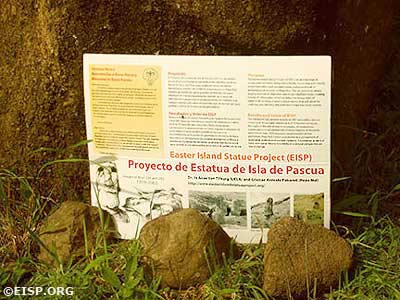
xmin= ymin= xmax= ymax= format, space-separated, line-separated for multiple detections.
xmin=139 ymin=208 xmax=237 ymax=288
xmin=38 ymin=201 xmax=114 ymax=265
xmin=263 ymin=217 xmax=353 ymax=298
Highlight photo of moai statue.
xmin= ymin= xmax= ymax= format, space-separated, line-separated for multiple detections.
xmin=264 ymin=197 xmax=274 ymax=218
xmin=94 ymin=159 xmax=129 ymax=223
xmin=95 ymin=161 xmax=120 ymax=212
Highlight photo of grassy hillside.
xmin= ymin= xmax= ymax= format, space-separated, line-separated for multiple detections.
xmin=294 ymin=192 xmax=324 ymax=225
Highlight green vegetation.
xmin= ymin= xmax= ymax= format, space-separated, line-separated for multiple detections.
xmin=1 ymin=210 xmax=399 ymax=299
xmin=328 ymin=217 xmax=400 ymax=300
xmin=0 ymin=153 xmax=400 ymax=299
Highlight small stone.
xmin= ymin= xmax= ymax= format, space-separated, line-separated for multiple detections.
xmin=263 ymin=217 xmax=353 ymax=298
xmin=139 ymin=208 xmax=238 ymax=289
xmin=38 ymin=201 xmax=114 ymax=265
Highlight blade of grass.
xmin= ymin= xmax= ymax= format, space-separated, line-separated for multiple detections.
xmin=37 ymin=158 xmax=89 ymax=176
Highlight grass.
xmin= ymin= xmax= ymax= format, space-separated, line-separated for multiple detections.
xmin=0 ymin=153 xmax=400 ymax=299
xmin=1 ymin=214 xmax=400 ymax=299
xmin=327 ymin=217 xmax=400 ymax=300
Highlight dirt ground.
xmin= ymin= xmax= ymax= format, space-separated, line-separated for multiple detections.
xmin=0 ymin=0 xmax=399 ymax=202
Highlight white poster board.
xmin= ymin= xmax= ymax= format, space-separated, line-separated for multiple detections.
xmin=83 ymin=54 xmax=331 ymax=243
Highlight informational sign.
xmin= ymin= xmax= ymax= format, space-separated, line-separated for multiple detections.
xmin=84 ymin=54 xmax=331 ymax=243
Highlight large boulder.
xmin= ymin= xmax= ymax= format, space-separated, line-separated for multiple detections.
xmin=139 ymin=208 xmax=237 ymax=288
xmin=169 ymin=0 xmax=319 ymax=50
xmin=38 ymin=201 xmax=114 ymax=265
xmin=263 ymin=217 xmax=353 ymax=298
xmin=329 ymin=0 xmax=400 ymax=174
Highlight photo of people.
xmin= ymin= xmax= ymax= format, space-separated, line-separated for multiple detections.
xmin=189 ymin=191 xmax=247 ymax=229
xmin=94 ymin=158 xmax=130 ymax=223
xmin=250 ymin=193 xmax=290 ymax=229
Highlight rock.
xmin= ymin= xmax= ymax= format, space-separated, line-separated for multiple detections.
xmin=38 ymin=201 xmax=114 ymax=265
xmin=139 ymin=208 xmax=237 ymax=288
xmin=330 ymin=0 xmax=400 ymax=173
xmin=170 ymin=0 xmax=318 ymax=50
xmin=1 ymin=0 xmax=398 ymax=197
xmin=263 ymin=217 xmax=353 ymax=298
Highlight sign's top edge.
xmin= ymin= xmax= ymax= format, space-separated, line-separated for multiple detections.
xmin=83 ymin=53 xmax=332 ymax=59
xmin=83 ymin=54 xmax=332 ymax=67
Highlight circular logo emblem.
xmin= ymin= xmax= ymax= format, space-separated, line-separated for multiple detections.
xmin=143 ymin=68 xmax=158 ymax=85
